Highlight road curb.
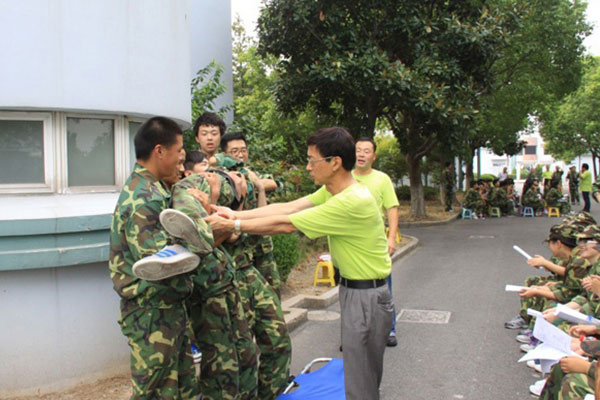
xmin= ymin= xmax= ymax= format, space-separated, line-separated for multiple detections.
xmin=397 ymin=211 xmax=460 ymax=228
xmin=283 ymin=235 xmax=419 ymax=332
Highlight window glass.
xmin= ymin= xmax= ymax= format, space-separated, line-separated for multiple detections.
xmin=67 ymin=117 xmax=115 ymax=186
xmin=129 ymin=121 xmax=142 ymax=170
xmin=524 ymin=146 xmax=536 ymax=155
xmin=0 ymin=120 xmax=44 ymax=184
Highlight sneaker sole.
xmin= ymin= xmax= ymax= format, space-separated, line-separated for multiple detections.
xmin=132 ymin=253 xmax=200 ymax=281
xmin=160 ymin=210 xmax=211 ymax=253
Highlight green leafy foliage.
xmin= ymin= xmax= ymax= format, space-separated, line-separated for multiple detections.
xmin=184 ymin=61 xmax=231 ymax=150
xmin=272 ymin=233 xmax=300 ymax=283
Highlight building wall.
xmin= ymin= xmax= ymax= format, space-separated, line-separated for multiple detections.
xmin=0 ymin=0 xmax=192 ymax=125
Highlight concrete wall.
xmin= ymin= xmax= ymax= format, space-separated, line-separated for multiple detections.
xmin=0 ymin=262 xmax=128 ymax=397
xmin=0 ymin=0 xmax=192 ymax=125
xmin=190 ymin=0 xmax=234 ymax=122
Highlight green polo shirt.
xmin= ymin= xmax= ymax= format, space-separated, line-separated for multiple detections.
xmin=581 ymin=170 xmax=592 ymax=192
xmin=352 ymin=169 xmax=399 ymax=217
xmin=289 ymin=184 xmax=391 ymax=280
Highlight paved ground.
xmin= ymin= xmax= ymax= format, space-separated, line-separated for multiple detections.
xmin=288 ymin=207 xmax=600 ymax=399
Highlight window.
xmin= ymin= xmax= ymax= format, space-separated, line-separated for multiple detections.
xmin=67 ymin=117 xmax=116 ymax=187
xmin=0 ymin=112 xmax=54 ymax=193
xmin=0 ymin=111 xmax=147 ymax=194
xmin=524 ymin=146 xmax=537 ymax=155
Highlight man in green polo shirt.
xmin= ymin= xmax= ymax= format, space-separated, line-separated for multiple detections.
xmin=206 ymin=127 xmax=394 ymax=400
xmin=353 ymin=136 xmax=400 ymax=347
xmin=580 ymin=163 xmax=592 ymax=212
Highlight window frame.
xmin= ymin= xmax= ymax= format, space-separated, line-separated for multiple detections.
xmin=0 ymin=111 xmax=55 ymax=194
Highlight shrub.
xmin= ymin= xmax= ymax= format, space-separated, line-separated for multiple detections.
xmin=272 ymin=233 xmax=300 ymax=283
xmin=395 ymin=185 xmax=438 ymax=201
xmin=479 ymin=173 xmax=496 ymax=181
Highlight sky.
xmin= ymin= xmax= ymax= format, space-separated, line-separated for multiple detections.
xmin=232 ymin=0 xmax=600 ymax=56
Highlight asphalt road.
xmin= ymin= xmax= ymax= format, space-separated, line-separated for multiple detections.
xmin=287 ymin=206 xmax=600 ymax=400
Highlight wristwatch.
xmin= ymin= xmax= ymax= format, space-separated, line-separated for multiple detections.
xmin=234 ymin=219 xmax=241 ymax=235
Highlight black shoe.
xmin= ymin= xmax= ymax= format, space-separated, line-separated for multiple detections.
xmin=386 ymin=335 xmax=398 ymax=347
xmin=339 ymin=345 xmax=343 ymax=352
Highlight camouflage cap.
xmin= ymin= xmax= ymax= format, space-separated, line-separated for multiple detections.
xmin=576 ymin=224 xmax=600 ymax=243
xmin=563 ymin=211 xmax=596 ymax=229
xmin=547 ymin=223 xmax=579 ymax=247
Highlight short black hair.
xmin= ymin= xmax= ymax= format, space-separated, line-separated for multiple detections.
xmin=582 ymin=163 xmax=589 ymax=170
xmin=356 ymin=136 xmax=376 ymax=152
xmin=469 ymin=181 xmax=477 ymax=188
xmin=445 ymin=161 xmax=452 ymax=168
xmin=220 ymin=131 xmax=247 ymax=152
xmin=184 ymin=150 xmax=206 ymax=171
xmin=307 ymin=127 xmax=356 ymax=171
xmin=135 ymin=116 xmax=182 ymax=161
xmin=193 ymin=112 xmax=226 ymax=138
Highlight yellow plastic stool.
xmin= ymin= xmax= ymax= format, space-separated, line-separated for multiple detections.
xmin=313 ymin=254 xmax=335 ymax=287
xmin=548 ymin=207 xmax=560 ymax=218
xmin=489 ymin=207 xmax=501 ymax=218
xmin=385 ymin=227 xmax=402 ymax=244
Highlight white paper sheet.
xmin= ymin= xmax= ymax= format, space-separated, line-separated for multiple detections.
xmin=532 ymin=315 xmax=575 ymax=355
xmin=513 ymin=245 xmax=532 ymax=260
xmin=554 ymin=304 xmax=600 ymax=325
xmin=506 ymin=284 xmax=527 ymax=292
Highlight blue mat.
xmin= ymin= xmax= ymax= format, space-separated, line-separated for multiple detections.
xmin=276 ymin=358 xmax=345 ymax=400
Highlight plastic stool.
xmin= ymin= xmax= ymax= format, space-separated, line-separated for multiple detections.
xmin=461 ymin=208 xmax=473 ymax=219
xmin=522 ymin=206 xmax=534 ymax=217
xmin=548 ymin=207 xmax=560 ymax=217
xmin=313 ymin=254 xmax=335 ymax=287
xmin=489 ymin=207 xmax=501 ymax=218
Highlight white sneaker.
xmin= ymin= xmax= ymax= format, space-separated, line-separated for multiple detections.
xmin=526 ymin=359 xmax=542 ymax=373
xmin=132 ymin=244 xmax=199 ymax=281
xmin=160 ymin=209 xmax=212 ymax=253
xmin=529 ymin=378 xmax=547 ymax=397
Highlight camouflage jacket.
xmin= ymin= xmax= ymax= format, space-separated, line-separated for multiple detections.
xmin=440 ymin=169 xmax=454 ymax=190
xmin=567 ymin=170 xmax=579 ymax=187
xmin=488 ymin=187 xmax=507 ymax=208
xmin=549 ymin=247 xmax=592 ymax=303
xmin=522 ymin=188 xmax=543 ymax=207
xmin=544 ymin=188 xmax=564 ymax=207
xmin=463 ymin=188 xmax=483 ymax=209
xmin=109 ymin=164 xmax=192 ymax=314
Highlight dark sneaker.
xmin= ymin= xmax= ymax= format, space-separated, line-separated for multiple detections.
xmin=505 ymin=315 xmax=528 ymax=329
xmin=387 ymin=335 xmax=398 ymax=347
xmin=132 ymin=245 xmax=199 ymax=281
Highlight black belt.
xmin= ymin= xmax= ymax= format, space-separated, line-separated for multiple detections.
xmin=339 ymin=277 xmax=387 ymax=289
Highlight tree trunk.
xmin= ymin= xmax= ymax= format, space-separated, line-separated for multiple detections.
xmin=457 ymin=157 xmax=464 ymax=191
xmin=465 ymin=147 xmax=476 ymax=188
xmin=406 ymin=154 xmax=426 ymax=218
xmin=593 ymin=153 xmax=598 ymax=178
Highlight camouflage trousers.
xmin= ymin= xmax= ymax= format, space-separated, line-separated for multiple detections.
xmin=237 ymin=266 xmax=292 ymax=400
xmin=540 ymin=363 xmax=594 ymax=400
xmin=444 ymin=187 xmax=454 ymax=211
xmin=253 ymin=236 xmax=282 ymax=299
xmin=119 ymin=305 xmax=198 ymax=400
xmin=188 ymin=287 xmax=259 ymax=400
xmin=570 ymin=186 xmax=580 ymax=204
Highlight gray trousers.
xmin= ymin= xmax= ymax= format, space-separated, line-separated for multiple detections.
xmin=339 ymin=284 xmax=394 ymax=400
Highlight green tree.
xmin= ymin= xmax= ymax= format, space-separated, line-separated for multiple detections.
xmin=462 ymin=0 xmax=589 ymax=186
xmin=185 ymin=61 xmax=231 ymax=150
xmin=542 ymin=59 xmax=600 ymax=176
xmin=258 ymin=0 xmax=515 ymax=217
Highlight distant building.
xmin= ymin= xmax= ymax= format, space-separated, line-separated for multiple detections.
xmin=0 ymin=1 xmax=233 ymax=396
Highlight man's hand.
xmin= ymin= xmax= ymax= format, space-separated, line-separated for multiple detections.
xmin=542 ymin=307 xmax=558 ymax=323
xmin=209 ymin=205 xmax=235 ymax=220
xmin=387 ymin=236 xmax=396 ymax=255
xmin=519 ymin=287 xmax=539 ymax=299
xmin=186 ymin=188 xmax=211 ymax=212
xmin=528 ymin=255 xmax=547 ymax=270
xmin=569 ymin=324 xmax=600 ymax=338
xmin=205 ymin=213 xmax=235 ymax=234
xmin=559 ymin=356 xmax=590 ymax=374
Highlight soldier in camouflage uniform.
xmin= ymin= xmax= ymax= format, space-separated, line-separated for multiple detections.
xmin=522 ymin=179 xmax=545 ymax=215
xmin=463 ymin=181 xmax=486 ymax=217
xmin=108 ymin=117 xmax=198 ymax=400
xmin=593 ymin=178 xmax=600 ymax=204
xmin=545 ymin=180 xmax=571 ymax=215
xmin=215 ymin=152 xmax=292 ymax=399
xmin=440 ymin=162 xmax=454 ymax=212
xmin=169 ymin=171 xmax=260 ymax=400
xmin=567 ymin=166 xmax=580 ymax=205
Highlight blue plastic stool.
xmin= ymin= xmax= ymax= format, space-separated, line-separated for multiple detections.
xmin=522 ymin=206 xmax=534 ymax=217
xmin=461 ymin=208 xmax=473 ymax=219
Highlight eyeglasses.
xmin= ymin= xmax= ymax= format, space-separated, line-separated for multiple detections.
xmin=307 ymin=156 xmax=333 ymax=165
xmin=356 ymin=149 xmax=373 ymax=155
xmin=229 ymin=147 xmax=248 ymax=156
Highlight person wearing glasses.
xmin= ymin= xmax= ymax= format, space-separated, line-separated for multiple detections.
xmin=206 ymin=127 xmax=393 ymax=400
